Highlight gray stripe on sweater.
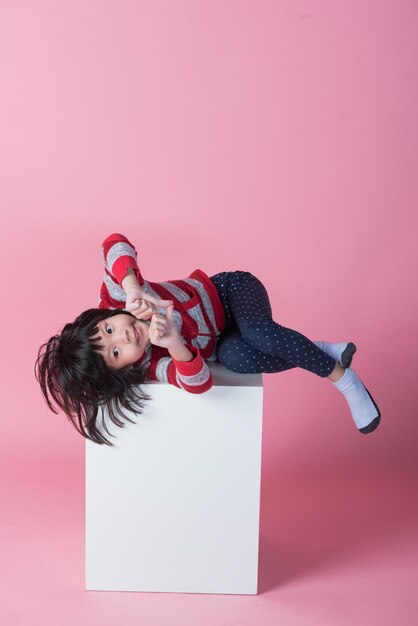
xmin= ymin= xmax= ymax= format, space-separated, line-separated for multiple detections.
xmin=158 ymin=281 xmax=190 ymax=303
xmin=155 ymin=356 xmax=172 ymax=383
xmin=190 ymin=335 xmax=210 ymax=351
xmin=103 ymin=272 xmax=126 ymax=302
xmin=141 ymin=281 xmax=184 ymax=333
xmin=187 ymin=303 xmax=210 ymax=335
xmin=176 ymin=360 xmax=211 ymax=388
xmin=106 ymin=242 xmax=137 ymax=274
xmin=183 ymin=278 xmax=219 ymax=333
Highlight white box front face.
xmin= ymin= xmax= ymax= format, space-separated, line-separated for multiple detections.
xmin=86 ymin=382 xmax=263 ymax=595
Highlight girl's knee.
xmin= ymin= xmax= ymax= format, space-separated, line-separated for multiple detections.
xmin=217 ymin=343 xmax=246 ymax=373
xmin=239 ymin=318 xmax=272 ymax=340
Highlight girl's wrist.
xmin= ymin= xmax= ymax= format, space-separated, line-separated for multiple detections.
xmin=168 ymin=340 xmax=194 ymax=362
xmin=121 ymin=268 xmax=141 ymax=293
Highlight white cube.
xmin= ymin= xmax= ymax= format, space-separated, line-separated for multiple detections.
xmin=86 ymin=362 xmax=263 ymax=595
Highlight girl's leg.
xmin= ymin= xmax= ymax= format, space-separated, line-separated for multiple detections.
xmin=313 ymin=341 xmax=357 ymax=369
xmin=211 ymin=271 xmax=381 ymax=434
xmin=217 ymin=327 xmax=350 ymax=385
xmin=217 ymin=325 xmax=299 ymax=374
xmin=214 ymin=270 xmax=336 ymax=378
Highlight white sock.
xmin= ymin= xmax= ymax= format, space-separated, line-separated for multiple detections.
xmin=314 ymin=340 xmax=354 ymax=368
xmin=331 ymin=367 xmax=380 ymax=430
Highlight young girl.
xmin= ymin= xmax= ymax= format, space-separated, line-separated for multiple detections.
xmin=35 ymin=232 xmax=381 ymax=446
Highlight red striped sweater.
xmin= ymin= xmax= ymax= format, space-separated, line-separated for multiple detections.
xmin=98 ymin=233 xmax=227 ymax=394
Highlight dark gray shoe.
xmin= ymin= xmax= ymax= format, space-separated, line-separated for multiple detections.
xmin=340 ymin=342 xmax=357 ymax=368
xmin=358 ymin=387 xmax=381 ymax=434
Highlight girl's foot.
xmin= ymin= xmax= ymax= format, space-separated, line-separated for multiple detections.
xmin=314 ymin=341 xmax=357 ymax=368
xmin=330 ymin=367 xmax=381 ymax=434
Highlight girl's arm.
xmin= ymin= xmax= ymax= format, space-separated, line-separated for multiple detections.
xmin=147 ymin=304 xmax=194 ymax=362
xmin=149 ymin=343 xmax=213 ymax=393
xmin=99 ymin=233 xmax=173 ymax=315
xmin=99 ymin=234 xmax=211 ymax=391
xmin=121 ymin=267 xmax=141 ymax=292
xmin=121 ymin=268 xmax=161 ymax=320
xmin=101 ymin=232 xmax=144 ymax=287
xmin=168 ymin=342 xmax=194 ymax=362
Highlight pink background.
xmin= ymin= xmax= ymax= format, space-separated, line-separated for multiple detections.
xmin=1 ymin=1 xmax=417 ymax=624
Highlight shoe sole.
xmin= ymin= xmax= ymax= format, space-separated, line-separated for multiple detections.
xmin=358 ymin=386 xmax=382 ymax=434
xmin=340 ymin=342 xmax=357 ymax=368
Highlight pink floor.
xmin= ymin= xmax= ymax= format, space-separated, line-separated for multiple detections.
xmin=2 ymin=460 xmax=417 ymax=626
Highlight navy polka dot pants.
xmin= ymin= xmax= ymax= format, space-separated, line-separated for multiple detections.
xmin=210 ymin=271 xmax=336 ymax=377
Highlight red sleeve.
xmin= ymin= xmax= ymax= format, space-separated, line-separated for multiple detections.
xmin=168 ymin=346 xmax=213 ymax=394
xmin=98 ymin=233 xmax=145 ymax=309
xmin=148 ymin=346 xmax=213 ymax=394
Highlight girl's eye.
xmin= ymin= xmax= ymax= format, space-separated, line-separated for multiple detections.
xmin=105 ymin=324 xmax=112 ymax=334
xmin=113 ymin=347 xmax=119 ymax=358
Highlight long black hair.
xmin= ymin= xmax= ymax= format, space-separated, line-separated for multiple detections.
xmin=34 ymin=308 xmax=153 ymax=446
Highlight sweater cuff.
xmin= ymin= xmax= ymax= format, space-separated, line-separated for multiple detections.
xmin=171 ymin=345 xmax=203 ymax=374
xmin=112 ymin=256 xmax=144 ymax=286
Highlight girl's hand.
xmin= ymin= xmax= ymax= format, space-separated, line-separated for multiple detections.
xmin=127 ymin=297 xmax=157 ymax=321
xmin=125 ymin=287 xmax=173 ymax=320
xmin=148 ymin=303 xmax=183 ymax=350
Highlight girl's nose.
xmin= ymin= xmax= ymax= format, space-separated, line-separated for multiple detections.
xmin=121 ymin=328 xmax=129 ymax=343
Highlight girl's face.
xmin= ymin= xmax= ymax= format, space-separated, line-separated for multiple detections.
xmin=95 ymin=313 xmax=150 ymax=369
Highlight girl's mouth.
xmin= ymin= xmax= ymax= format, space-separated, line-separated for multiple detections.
xmin=133 ymin=325 xmax=140 ymax=343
